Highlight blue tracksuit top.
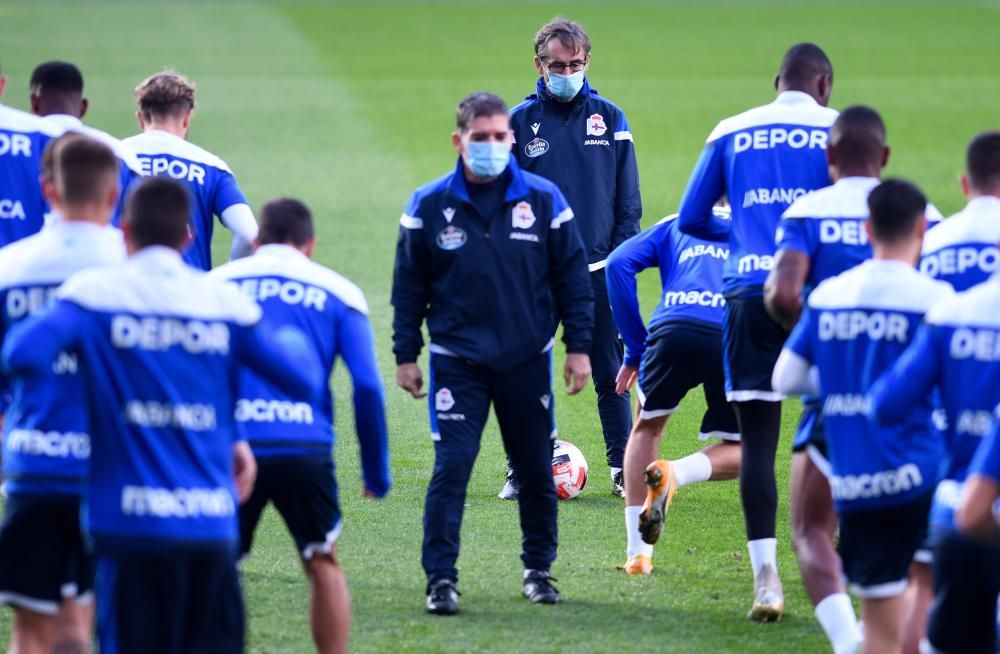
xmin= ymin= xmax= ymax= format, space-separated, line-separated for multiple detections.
xmin=510 ymin=77 xmax=641 ymax=271
xmin=391 ymin=156 xmax=593 ymax=372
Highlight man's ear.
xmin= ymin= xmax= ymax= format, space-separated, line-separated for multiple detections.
xmin=881 ymin=145 xmax=890 ymax=169
xmin=961 ymin=174 xmax=972 ymax=199
xmin=136 ymin=111 xmax=146 ymax=131
xmin=534 ymin=55 xmax=545 ymax=78
xmin=451 ymin=131 xmax=463 ymax=154
xmin=79 ymin=97 xmax=89 ymax=119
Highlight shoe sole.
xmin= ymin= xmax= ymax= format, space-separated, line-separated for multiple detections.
xmin=623 ymin=561 xmax=652 ymax=576
xmin=523 ymin=592 xmax=560 ymax=605
xmin=426 ymin=606 xmax=459 ymax=616
xmin=747 ymin=603 xmax=783 ymax=623
xmin=638 ymin=461 xmax=675 ymax=545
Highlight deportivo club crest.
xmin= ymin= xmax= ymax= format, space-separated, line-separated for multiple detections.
xmin=512 ymin=201 xmax=536 ymax=229
xmin=435 ymin=388 xmax=455 ymax=412
xmin=586 ymin=113 xmax=607 ymax=136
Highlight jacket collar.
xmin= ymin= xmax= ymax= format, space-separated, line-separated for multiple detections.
xmin=448 ymin=154 xmax=529 ymax=205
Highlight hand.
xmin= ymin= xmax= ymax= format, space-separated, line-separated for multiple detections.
xmin=615 ymin=364 xmax=638 ymax=395
xmin=232 ymin=441 xmax=257 ymax=504
xmin=396 ymin=363 xmax=427 ymax=399
xmin=564 ymin=353 xmax=592 ymax=396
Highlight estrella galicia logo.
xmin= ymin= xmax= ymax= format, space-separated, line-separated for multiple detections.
xmin=436 ymin=225 xmax=467 ymax=251
xmin=524 ymin=137 xmax=549 ymax=158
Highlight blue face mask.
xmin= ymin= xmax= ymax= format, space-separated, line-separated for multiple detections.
xmin=546 ymin=70 xmax=585 ymax=101
xmin=465 ymin=142 xmax=510 ymax=178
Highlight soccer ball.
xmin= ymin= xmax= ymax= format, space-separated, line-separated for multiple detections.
xmin=552 ymin=439 xmax=588 ymax=500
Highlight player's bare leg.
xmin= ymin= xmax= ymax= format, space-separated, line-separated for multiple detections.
xmin=622 ymin=411 xmax=668 ymax=575
xmin=902 ymin=561 xmax=932 ymax=654
xmin=791 ymin=452 xmax=862 ymax=654
xmin=10 ymin=608 xmax=54 ymax=654
xmin=861 ymin=595 xmax=906 ymax=654
xmin=303 ymin=549 xmax=351 ymax=654
xmin=53 ymin=596 xmax=94 ymax=654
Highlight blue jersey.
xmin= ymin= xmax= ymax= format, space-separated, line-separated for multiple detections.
xmin=0 ymin=221 xmax=125 ymax=496
xmin=678 ymin=91 xmax=838 ymax=295
xmin=784 ymin=259 xmax=953 ymax=512
xmin=920 ymin=196 xmax=1000 ymax=291
xmin=0 ymin=247 xmax=321 ymax=553
xmin=210 ymin=244 xmax=391 ymax=497
xmin=871 ymin=276 xmax=1000 ymax=529
xmin=606 ymin=210 xmax=729 ymax=367
xmin=0 ymin=104 xmax=57 ymax=246
xmin=42 ymin=114 xmax=142 ymax=226
xmin=123 ymin=130 xmax=250 ymax=270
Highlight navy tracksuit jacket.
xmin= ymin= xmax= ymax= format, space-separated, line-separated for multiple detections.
xmin=391 ymin=155 xmax=593 ymax=582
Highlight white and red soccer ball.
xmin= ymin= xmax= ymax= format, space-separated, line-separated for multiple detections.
xmin=552 ymin=439 xmax=588 ymax=500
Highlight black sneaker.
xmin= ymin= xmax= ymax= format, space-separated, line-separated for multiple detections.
xmin=611 ymin=470 xmax=625 ymax=498
xmin=425 ymin=579 xmax=460 ymax=615
xmin=498 ymin=467 xmax=520 ymax=500
xmin=522 ymin=570 xmax=560 ymax=604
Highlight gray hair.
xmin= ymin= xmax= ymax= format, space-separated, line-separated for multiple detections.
xmin=534 ymin=16 xmax=592 ymax=58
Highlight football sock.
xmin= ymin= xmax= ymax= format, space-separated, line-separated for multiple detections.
xmin=625 ymin=505 xmax=653 ymax=559
xmin=815 ymin=593 xmax=862 ymax=654
xmin=672 ymin=452 xmax=712 ymax=488
xmin=747 ymin=538 xmax=777 ymax=579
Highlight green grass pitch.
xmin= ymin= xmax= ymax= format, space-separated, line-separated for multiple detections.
xmin=1 ymin=1 xmax=999 ymax=651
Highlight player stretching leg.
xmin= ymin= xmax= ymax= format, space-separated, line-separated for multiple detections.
xmin=766 ymin=105 xmax=892 ymax=654
xmin=774 ymin=179 xmax=952 ymax=654
xmin=678 ymin=43 xmax=838 ymax=620
xmin=606 ymin=209 xmax=739 ymax=575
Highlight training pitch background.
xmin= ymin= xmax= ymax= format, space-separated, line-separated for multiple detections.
xmin=1 ymin=1 xmax=998 ymax=651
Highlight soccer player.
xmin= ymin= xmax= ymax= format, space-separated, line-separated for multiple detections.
xmin=919 ymin=131 xmax=1000 ymax=291
xmin=124 ymin=70 xmax=259 ymax=270
xmin=605 ymin=207 xmax=740 ymax=576
xmin=0 ymin=60 xmax=58 ymax=246
xmin=28 ymin=60 xmax=142 ymax=222
xmin=677 ymin=42 xmax=838 ymax=620
xmin=1 ymin=176 xmax=321 ymax=653
xmin=773 ymin=179 xmax=953 ymax=654
xmin=507 ymin=16 xmax=641 ymax=498
xmin=210 ymin=198 xmax=390 ymax=654
xmin=765 ymin=105 xmax=889 ymax=653
xmin=0 ymin=134 xmax=125 ymax=654
xmin=392 ymin=92 xmax=593 ymax=614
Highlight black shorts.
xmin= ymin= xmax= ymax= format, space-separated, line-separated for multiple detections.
xmin=240 ymin=455 xmax=341 ymax=559
xmin=927 ymin=530 xmax=1000 ymax=654
xmin=95 ymin=549 xmax=244 ymax=654
xmin=722 ymin=291 xmax=787 ymax=402
xmin=838 ymin=492 xmax=933 ymax=598
xmin=636 ymin=321 xmax=739 ymax=440
xmin=0 ymin=494 xmax=92 ymax=615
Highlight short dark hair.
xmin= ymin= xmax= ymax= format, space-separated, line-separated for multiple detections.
xmin=51 ymin=134 xmax=118 ymax=206
xmin=867 ymin=178 xmax=927 ymax=244
xmin=258 ymin=198 xmax=314 ymax=247
xmin=456 ymin=92 xmax=508 ymax=132
xmin=830 ymin=105 xmax=886 ymax=169
xmin=30 ymin=60 xmax=84 ymax=96
xmin=134 ymin=70 xmax=196 ymax=121
xmin=966 ymin=131 xmax=1000 ymax=193
xmin=779 ymin=43 xmax=833 ymax=86
xmin=123 ymin=177 xmax=191 ymax=250
xmin=534 ymin=16 xmax=592 ymax=58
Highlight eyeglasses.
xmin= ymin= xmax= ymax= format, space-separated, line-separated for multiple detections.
xmin=542 ymin=58 xmax=588 ymax=74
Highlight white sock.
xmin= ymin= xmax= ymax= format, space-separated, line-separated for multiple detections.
xmin=672 ymin=452 xmax=712 ymax=488
xmin=747 ymin=538 xmax=778 ymax=578
xmin=815 ymin=593 xmax=862 ymax=654
xmin=610 ymin=466 xmax=622 ymax=479
xmin=625 ymin=505 xmax=653 ymax=559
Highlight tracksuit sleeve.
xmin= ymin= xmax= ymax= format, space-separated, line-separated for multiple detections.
xmin=611 ymin=112 xmax=642 ymax=250
xmin=678 ymin=139 xmax=730 ymax=242
xmin=869 ymin=322 xmax=941 ymax=426
xmin=237 ymin=322 xmax=323 ymax=402
xmin=548 ymin=189 xmax=594 ymax=354
xmin=391 ymin=193 xmax=431 ymax=365
xmin=338 ymin=307 xmax=391 ymax=498
xmin=605 ymin=227 xmax=659 ymax=367
xmin=1 ymin=300 xmax=84 ymax=376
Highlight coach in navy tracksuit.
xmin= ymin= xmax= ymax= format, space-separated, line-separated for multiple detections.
xmin=392 ymin=92 xmax=593 ymax=615
xmin=508 ymin=17 xmax=641 ymax=497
